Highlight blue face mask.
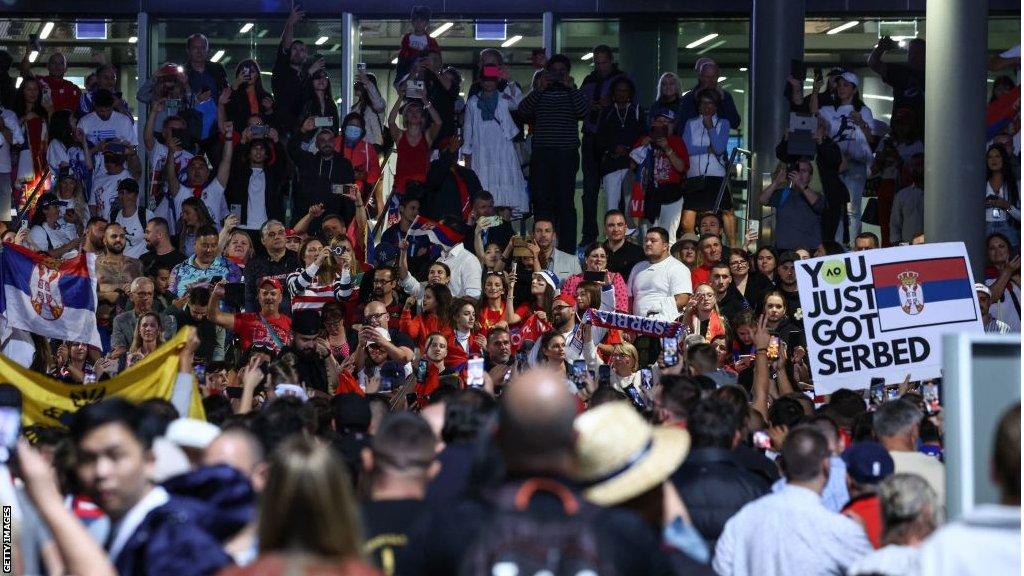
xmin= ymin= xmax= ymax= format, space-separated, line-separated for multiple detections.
xmin=344 ymin=125 xmax=362 ymax=141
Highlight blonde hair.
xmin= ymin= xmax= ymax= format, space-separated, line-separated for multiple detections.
xmin=656 ymin=72 xmax=681 ymax=101
xmin=612 ymin=342 xmax=639 ymax=372
xmin=258 ymin=436 xmax=364 ymax=559
xmin=332 ymin=237 xmax=359 ymax=277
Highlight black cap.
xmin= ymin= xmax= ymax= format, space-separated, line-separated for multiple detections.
xmin=291 ymin=310 xmax=322 ymax=337
xmin=0 ymin=384 xmax=23 ymax=411
xmin=94 ymin=89 xmax=115 ymax=108
xmin=331 ymin=393 xmax=371 ymax=434
xmin=410 ymin=5 xmax=431 ymax=20
xmin=117 ymin=178 xmax=140 ymax=195
xmin=36 ymin=193 xmax=61 ymax=209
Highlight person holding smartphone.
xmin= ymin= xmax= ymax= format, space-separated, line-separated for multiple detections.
xmin=558 ymin=242 xmax=630 ymax=313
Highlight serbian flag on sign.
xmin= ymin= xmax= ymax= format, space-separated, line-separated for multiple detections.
xmin=871 ymin=257 xmax=978 ymax=333
xmin=406 ymin=216 xmax=464 ymax=249
xmin=0 ymin=243 xmax=101 ymax=347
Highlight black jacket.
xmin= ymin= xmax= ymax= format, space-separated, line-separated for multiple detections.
xmin=287 ymin=133 xmax=355 ymax=229
xmin=225 ymin=140 xmax=288 ymax=228
xmin=419 ymin=150 xmax=483 ymax=221
xmin=671 ymin=447 xmax=770 ymax=550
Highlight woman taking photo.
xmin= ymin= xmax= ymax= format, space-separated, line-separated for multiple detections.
xmin=221 ymin=59 xmax=274 ymax=131
xmin=682 ymin=284 xmax=729 ymax=343
xmin=984 ymin=144 xmax=1020 ymax=247
xmin=818 ymin=71 xmax=875 ymax=244
xmin=461 ymin=67 xmax=528 ymax=216
xmin=728 ymin=248 xmax=772 ymax=309
xmin=335 ymin=112 xmax=381 ymax=200
xmin=220 ymin=436 xmax=378 ymax=576
xmin=299 ymin=69 xmax=339 ymax=135
xmin=53 ymin=341 xmax=95 ymax=383
xmin=560 ymin=242 xmax=629 ymax=313
xmin=287 ymin=237 xmax=356 ymax=313
xmin=507 ymin=270 xmax=556 ymax=326
xmin=681 ymin=89 xmax=734 ymax=244
xmin=633 ymin=110 xmax=690 ymax=243
xmin=985 ymin=232 xmax=1021 ymax=332
xmin=400 ymin=283 xmax=454 ymax=353
xmin=388 ymin=97 xmax=442 ymax=195
xmin=176 ymin=197 xmax=215 ymax=257
xmin=350 ymin=71 xmax=387 ymax=151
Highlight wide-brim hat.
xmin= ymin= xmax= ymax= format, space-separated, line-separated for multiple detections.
xmin=574 ymin=401 xmax=690 ymax=506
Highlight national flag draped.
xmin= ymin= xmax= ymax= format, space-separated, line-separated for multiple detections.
xmin=406 ymin=216 xmax=465 ymax=249
xmin=0 ymin=242 xmax=101 ymax=348
xmin=0 ymin=328 xmax=205 ymax=428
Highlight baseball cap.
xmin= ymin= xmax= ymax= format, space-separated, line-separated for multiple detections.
xmin=655 ymin=109 xmax=676 ymax=121
xmin=841 ymin=441 xmax=895 ymax=485
xmin=36 ymin=193 xmax=61 ymax=209
xmin=259 ymin=277 xmax=283 ymax=291
xmin=974 ymin=283 xmax=991 ymax=297
xmin=535 ymin=270 xmax=559 ymax=292
xmin=839 ymin=71 xmax=860 ymax=87
xmin=285 ymin=228 xmax=301 ymax=239
xmin=553 ymin=293 xmax=576 ymax=309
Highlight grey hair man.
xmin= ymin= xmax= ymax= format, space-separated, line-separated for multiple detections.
xmin=873 ymin=399 xmax=944 ymax=501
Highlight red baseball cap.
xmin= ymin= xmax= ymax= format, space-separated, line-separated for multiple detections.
xmin=554 ymin=294 xmax=576 ymax=308
xmin=285 ymin=228 xmax=301 ymax=239
xmin=259 ymin=277 xmax=283 ymax=291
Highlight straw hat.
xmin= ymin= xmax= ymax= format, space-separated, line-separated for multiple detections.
xmin=574 ymin=402 xmax=690 ymax=506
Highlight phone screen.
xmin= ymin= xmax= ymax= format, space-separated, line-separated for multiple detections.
xmin=598 ymin=365 xmax=611 ymax=387
xmin=467 ymin=357 xmax=485 ymax=388
xmin=752 ymin=430 xmax=771 ymax=450
xmin=571 ymin=360 xmax=587 ymax=389
xmin=869 ymin=378 xmax=886 ymax=405
xmin=662 ymin=337 xmax=679 ymax=366
xmin=767 ymin=336 xmax=780 ymax=360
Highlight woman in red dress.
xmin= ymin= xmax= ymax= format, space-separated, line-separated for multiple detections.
xmin=387 ymin=96 xmax=442 ymax=194
xmin=399 ymin=283 xmax=454 ymax=353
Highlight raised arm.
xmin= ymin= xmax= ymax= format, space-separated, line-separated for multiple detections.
xmin=868 ymin=36 xmax=896 ymax=77
xmin=144 ymin=98 xmax=165 ymax=152
xmin=750 ymin=314 xmax=772 ymax=419
xmin=280 ymin=6 xmax=303 ymax=60
xmin=206 ymin=281 xmax=238 ymax=331
xmin=215 ymin=122 xmax=234 ymax=187
xmin=423 ymin=100 xmax=443 ymax=146
xmin=387 ymin=99 xmax=404 ymax=144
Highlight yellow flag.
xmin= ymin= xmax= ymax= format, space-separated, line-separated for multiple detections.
xmin=0 ymin=327 xmax=205 ymax=428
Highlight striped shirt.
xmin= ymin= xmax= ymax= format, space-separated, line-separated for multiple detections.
xmin=286 ymin=263 xmax=356 ymax=312
xmin=518 ymin=86 xmax=588 ymax=149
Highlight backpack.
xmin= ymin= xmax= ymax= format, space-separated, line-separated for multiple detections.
xmin=459 ymin=478 xmax=617 ymax=576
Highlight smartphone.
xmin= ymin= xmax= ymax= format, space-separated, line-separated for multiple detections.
xmin=869 ymin=377 xmax=886 ymax=405
xmin=357 ymin=62 xmax=367 ymax=72
xmin=193 ymin=361 xmax=206 ymax=387
xmin=209 ymin=275 xmax=223 ymax=285
xmin=640 ymin=368 xmax=653 ymax=391
xmin=662 ymin=337 xmax=679 ymax=366
xmin=250 ymin=125 xmax=270 ymax=138
xmin=165 ymin=98 xmax=181 ymax=110
xmin=571 ymin=359 xmax=588 ymax=390
xmin=226 ymin=386 xmax=243 ymax=399
xmin=746 ymin=219 xmax=759 ymax=242
xmin=922 ymin=382 xmax=940 ymax=414
xmin=405 ymin=392 xmax=418 ymax=408
xmin=752 ymin=430 xmax=771 ymax=450
xmin=275 ymin=383 xmax=308 ymax=401
xmin=510 ymin=261 xmax=518 ymax=278
xmin=406 ymin=80 xmax=425 ymax=99
xmin=886 ymin=386 xmax=900 ymax=401
xmin=171 ymin=127 xmax=189 ymax=146
xmin=314 ymin=116 xmax=333 ymax=128
xmin=467 ymin=357 xmax=485 ymax=388
xmin=624 ymin=385 xmax=647 ymax=411
xmin=583 ymin=270 xmax=605 ymax=283
xmin=482 ymin=65 xmax=502 ymax=78
xmin=767 ymin=335 xmax=780 ymax=360
xmin=598 ymin=365 xmax=611 ymax=388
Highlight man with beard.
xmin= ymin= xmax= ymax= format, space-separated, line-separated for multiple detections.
xmin=82 ymin=216 xmax=108 ymax=255
xmin=288 ymin=123 xmax=355 ymax=231
xmin=168 ymin=226 xmax=242 ymax=298
xmin=602 ymin=210 xmax=644 ymax=278
xmin=167 ymin=285 xmax=225 ymax=362
xmin=168 ymin=123 xmax=232 ymax=228
xmin=463 ymin=191 xmax=514 ymax=256
xmin=244 ymin=220 xmax=300 ymax=314
xmin=208 ymin=277 xmax=292 ymax=351
xmin=361 ymin=266 xmax=407 ymax=330
xmin=353 ymin=300 xmax=415 ymax=366
xmin=96 ymin=223 xmax=144 ymax=307
xmin=484 ymin=327 xmax=515 ymax=386
xmin=279 ymin=311 xmax=340 ymax=395
xmin=140 ymin=217 xmax=186 ymax=273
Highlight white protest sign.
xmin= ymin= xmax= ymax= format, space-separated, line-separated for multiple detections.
xmin=795 ymin=242 xmax=984 ymax=394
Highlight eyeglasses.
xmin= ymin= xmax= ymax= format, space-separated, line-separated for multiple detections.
xmin=372 ymin=278 xmax=394 ymax=285
xmin=366 ymin=312 xmax=389 ymax=321
xmin=729 ymin=260 xmax=748 ymax=267
xmin=553 ymin=305 xmax=572 ymax=313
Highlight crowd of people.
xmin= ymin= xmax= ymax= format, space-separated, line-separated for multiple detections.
xmin=0 ymin=6 xmax=1019 ymax=576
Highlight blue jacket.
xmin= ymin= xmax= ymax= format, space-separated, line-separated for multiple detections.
xmin=114 ymin=465 xmax=255 ymax=576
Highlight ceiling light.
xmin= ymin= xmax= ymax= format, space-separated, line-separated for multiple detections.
xmin=826 ymin=21 xmax=859 ymax=35
xmin=239 ymin=23 xmax=254 ymax=34
xmin=210 ymin=50 xmax=225 ymax=63
xmin=315 ymin=36 xmax=329 ymax=45
xmin=330 ymin=44 xmax=340 ymax=51
xmin=28 ymin=50 xmax=38 ymax=63
xmin=685 ymin=33 xmax=719 ymax=50
xmin=718 ymin=76 xmax=727 ymax=82
xmin=862 ymin=94 xmax=894 ymax=101
xmin=128 ymin=36 xmax=138 ymax=44
xmin=40 ymin=22 xmax=54 ymax=40
xmin=336 ymin=98 xmax=343 ymax=104
xmin=697 ymin=40 xmax=726 ymax=55
xmin=501 ymin=35 xmax=522 ymax=48
xmin=732 ymin=89 xmax=745 ymax=93
xmin=581 ymin=52 xmax=594 ymax=61
xmin=15 ymin=77 xmax=21 ymax=89
xmin=257 ymin=29 xmax=269 ymax=38
xmin=739 ymin=67 xmax=748 ymax=72
xmin=430 ymin=22 xmax=453 ymax=38
xmin=391 ymin=57 xmax=399 ymax=65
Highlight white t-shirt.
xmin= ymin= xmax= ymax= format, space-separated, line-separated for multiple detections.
xmin=243 ymin=168 xmax=268 ymax=230
xmin=90 ymin=167 xmax=132 ymax=219
xmin=985 ymin=277 xmax=1021 ymax=332
xmin=77 ymin=110 xmax=137 ymax=148
xmin=0 ymin=108 xmax=25 ymax=173
xmin=45 ymin=139 xmax=88 ymax=183
xmin=628 ymin=255 xmax=693 ymax=321
xmin=174 ymin=179 xmax=228 ymax=229
xmin=819 ymin=104 xmax=875 ymax=164
xmin=29 ymin=222 xmax=79 ymax=258
xmin=115 ymin=208 xmax=155 ymax=259
xmin=148 ymin=142 xmax=193 ymax=233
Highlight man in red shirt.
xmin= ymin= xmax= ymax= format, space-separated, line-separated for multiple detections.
xmin=21 ymin=52 xmax=81 ymax=113
xmin=207 ymin=276 xmax=292 ymax=351
xmin=690 ymin=233 xmax=724 ymax=287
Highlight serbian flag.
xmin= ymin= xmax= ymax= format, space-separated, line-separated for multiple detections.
xmin=986 ymin=85 xmax=1020 ymax=140
xmin=871 ymin=257 xmax=978 ymax=333
xmin=510 ymin=313 xmax=551 ymax=352
xmin=0 ymin=243 xmax=101 ymax=347
xmin=406 ymin=216 xmax=464 ymax=249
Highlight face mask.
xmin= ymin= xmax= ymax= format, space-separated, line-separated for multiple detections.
xmin=344 ymin=125 xmax=362 ymax=141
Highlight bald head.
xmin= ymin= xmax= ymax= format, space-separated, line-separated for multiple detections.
xmin=498 ymin=368 xmax=578 ymax=475
xmin=203 ymin=428 xmax=266 ymax=491
xmin=364 ymin=300 xmax=387 ymax=328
